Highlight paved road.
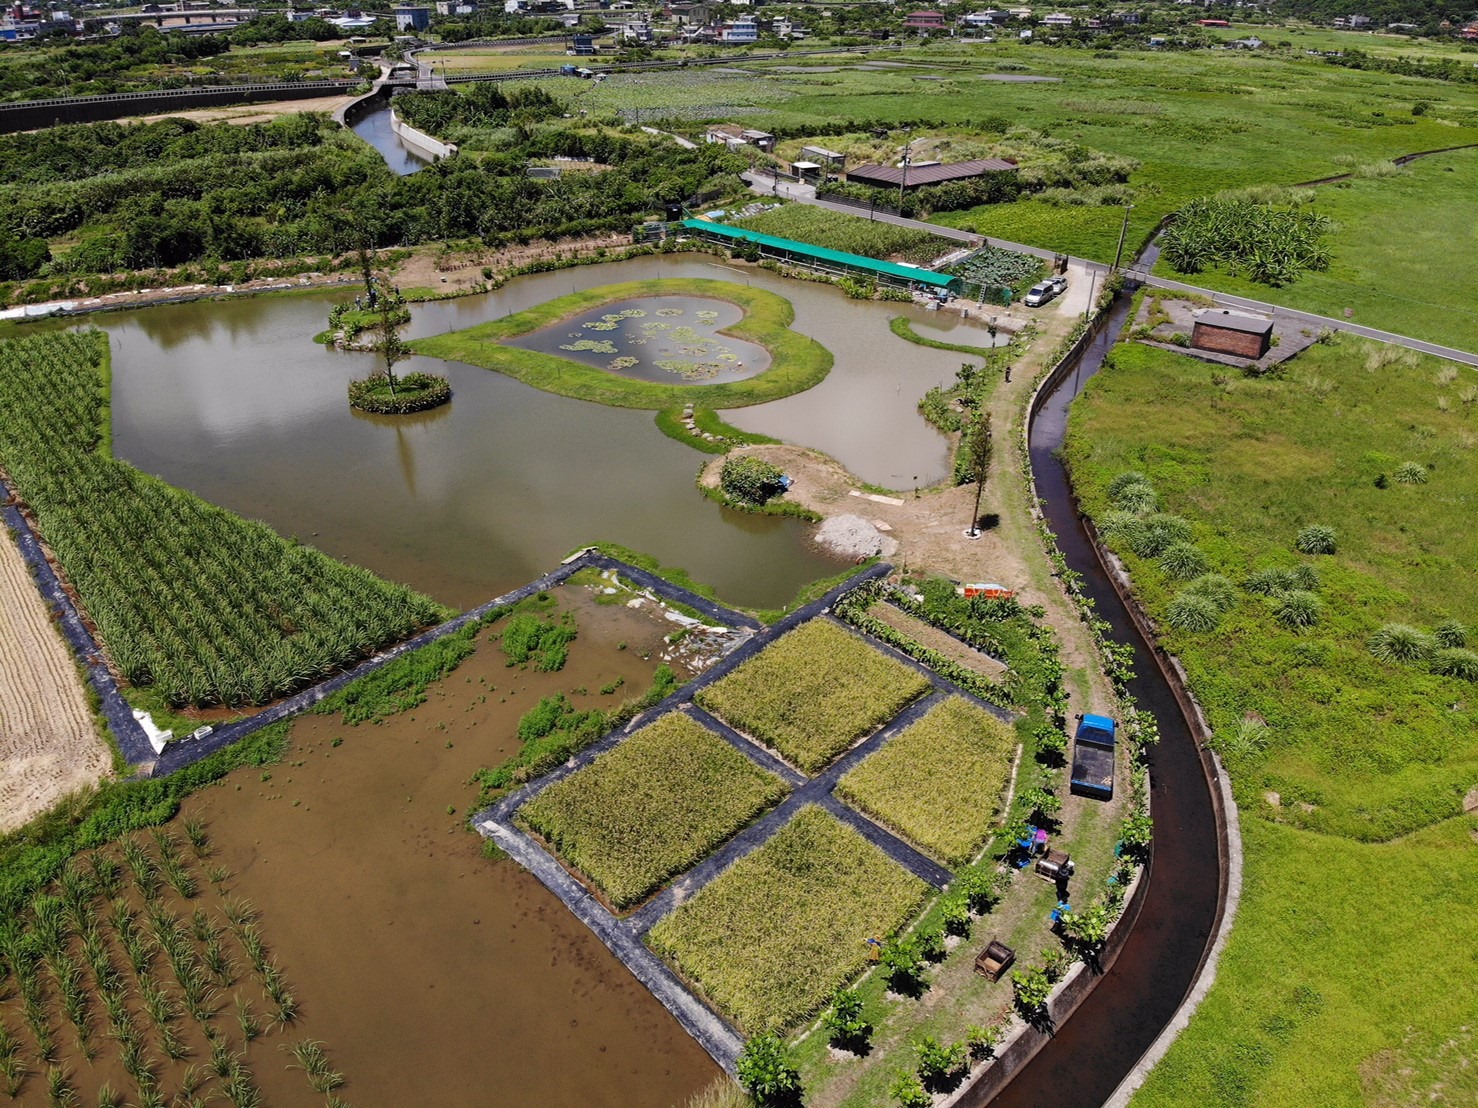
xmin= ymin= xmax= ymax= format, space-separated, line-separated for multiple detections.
xmin=739 ymin=173 xmax=1478 ymax=367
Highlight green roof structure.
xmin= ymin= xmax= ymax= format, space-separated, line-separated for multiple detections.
xmin=680 ymin=219 xmax=960 ymax=291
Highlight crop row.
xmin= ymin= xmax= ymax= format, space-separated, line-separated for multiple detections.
xmin=695 ymin=618 xmax=932 ymax=773
xmin=519 ymin=712 xmax=787 ymax=909
xmin=646 ymin=805 xmax=927 ymax=1033
xmin=836 ymin=696 xmax=1018 ymax=865
xmin=0 ymin=331 xmax=446 ymax=707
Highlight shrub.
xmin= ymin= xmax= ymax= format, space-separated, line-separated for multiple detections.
xmin=822 ymin=989 xmax=871 ymax=1052
xmin=1159 ymin=542 xmax=1209 ymax=581
xmin=1011 ymin=966 xmax=1052 ymax=1016
xmin=1097 ymin=509 xmax=1144 ymax=535
xmin=1273 ymin=590 xmax=1322 ymax=629
xmin=916 ymin=925 xmax=947 ymax=963
xmin=1109 ymin=476 xmax=1157 ymax=515
xmin=1185 ymin=573 xmax=1238 ymax=612
xmin=1127 ymin=514 xmax=1193 ymax=558
xmin=1289 ymin=564 xmax=1321 ymax=592
xmin=1435 ymin=619 xmax=1468 ymax=649
xmin=1107 ymin=471 xmax=1153 ymax=502
xmin=882 ymin=938 xmax=927 ymax=996
xmin=940 ymin=892 xmax=972 ymax=937
xmin=1368 ymin=623 xmax=1433 ymax=664
xmin=736 ymin=1036 xmax=801 ymax=1107
xmin=1166 ymin=591 xmax=1221 ymax=633
xmin=1431 ymin=648 xmax=1478 ymax=681
xmin=889 ymin=1072 xmax=932 ymax=1108
xmin=965 ymin=1022 xmax=1004 ymax=1062
xmin=1059 ymin=902 xmax=1113 ymax=950
xmin=1244 ymin=567 xmax=1297 ymax=596
xmin=1394 ymin=461 xmax=1428 ymax=485
xmin=720 ymin=455 xmax=787 ymax=505
xmin=914 ymin=1035 xmax=968 ymax=1093
xmin=1295 ymin=524 xmax=1338 ymax=555
xmin=956 ymin=866 xmax=1006 ymax=914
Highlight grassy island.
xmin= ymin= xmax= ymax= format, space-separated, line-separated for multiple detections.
xmin=409 ymin=279 xmax=832 ymax=409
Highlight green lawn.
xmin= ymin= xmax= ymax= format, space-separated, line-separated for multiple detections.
xmin=410 ymin=279 xmax=832 ymax=409
xmin=645 ymin=805 xmax=928 ymax=1033
xmin=836 ymin=696 xmax=1018 ymax=865
xmin=1066 ymin=334 xmax=1478 ymax=1105
xmin=735 ymin=203 xmax=955 ymax=265
xmin=695 ymin=619 xmax=933 ymax=773
xmin=518 ymin=712 xmax=787 ymax=909
xmin=1152 ymin=148 xmax=1478 ymax=352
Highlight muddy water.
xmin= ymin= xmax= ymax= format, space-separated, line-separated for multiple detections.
xmin=510 ymin=295 xmax=770 ymax=385
xmin=100 ymin=277 xmax=840 ymax=612
xmin=180 ymin=587 xmax=720 ymax=1106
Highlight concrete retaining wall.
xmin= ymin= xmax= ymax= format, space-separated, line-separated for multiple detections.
xmin=390 ymin=108 xmax=457 ymax=161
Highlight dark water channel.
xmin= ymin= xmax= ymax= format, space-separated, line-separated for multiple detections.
xmin=349 ymin=100 xmax=429 ymax=176
xmin=975 ymin=293 xmax=1224 ymax=1106
xmin=508 ymin=295 xmax=770 ymax=385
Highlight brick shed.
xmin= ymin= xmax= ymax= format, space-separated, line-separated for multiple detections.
xmin=1191 ymin=309 xmax=1273 ymax=359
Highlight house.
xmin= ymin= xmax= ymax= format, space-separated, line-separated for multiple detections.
xmin=719 ymin=16 xmax=756 ymax=42
xmin=1191 ymin=309 xmax=1273 ymax=359
xmin=1332 ymin=14 xmax=1370 ymax=28
xmin=393 ymin=5 xmax=430 ymax=30
xmin=902 ymin=9 xmax=949 ymax=33
xmin=704 ymin=123 xmax=775 ymax=151
xmin=434 ymin=0 xmax=477 ymax=14
xmin=1040 ymin=12 xmax=1073 ymax=26
xmin=769 ymin=17 xmax=806 ymax=38
xmin=845 ymin=157 xmax=1017 ymax=190
xmin=1229 ymin=34 xmax=1261 ymax=48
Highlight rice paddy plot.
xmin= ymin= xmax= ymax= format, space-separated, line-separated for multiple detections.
xmin=518 ymin=712 xmax=788 ymax=909
xmin=646 ymin=805 xmax=928 ymax=1032
xmin=695 ymin=619 xmax=932 ymax=773
xmin=836 ymin=696 xmax=1018 ymax=865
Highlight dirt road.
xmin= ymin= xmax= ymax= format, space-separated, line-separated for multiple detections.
xmin=0 ymin=526 xmax=109 ymax=833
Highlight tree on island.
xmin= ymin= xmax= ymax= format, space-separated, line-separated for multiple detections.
xmin=375 ymin=296 xmax=407 ymax=398
xmin=965 ymin=410 xmax=993 ymax=537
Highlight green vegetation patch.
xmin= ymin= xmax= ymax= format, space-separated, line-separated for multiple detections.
xmin=735 ymin=204 xmax=953 ymax=265
xmin=836 ymin=697 xmax=1018 ymax=865
xmin=646 ymin=805 xmax=928 ymax=1032
xmin=409 ymin=279 xmax=832 ymax=410
xmin=519 ymin=712 xmax=788 ymax=908
xmin=0 ymin=331 xmax=446 ymax=708
xmin=696 ymin=619 xmax=932 ymax=773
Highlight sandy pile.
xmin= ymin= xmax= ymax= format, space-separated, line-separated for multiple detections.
xmin=814 ymin=514 xmax=899 ymax=560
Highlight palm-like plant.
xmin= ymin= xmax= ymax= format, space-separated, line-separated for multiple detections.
xmin=1434 ymin=619 xmax=1468 ymax=649
xmin=1394 ymin=461 xmax=1428 ymax=485
xmin=1274 ymin=590 xmax=1321 ymax=629
xmin=1368 ymin=623 xmax=1433 ymax=664
xmin=1167 ymin=591 xmax=1221 ymax=633
xmin=1431 ymin=648 xmax=1478 ymax=682
xmin=1159 ymin=542 xmax=1209 ymax=581
xmin=1295 ymin=524 xmax=1337 ymax=555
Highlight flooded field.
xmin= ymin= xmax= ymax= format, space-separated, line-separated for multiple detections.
xmin=178 ymin=584 xmax=722 ymax=1105
xmin=509 ymin=295 xmax=770 ymax=385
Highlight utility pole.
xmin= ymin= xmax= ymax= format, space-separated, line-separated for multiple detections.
xmin=1113 ymin=203 xmax=1135 ymax=272
xmin=898 ymin=129 xmax=912 ymax=212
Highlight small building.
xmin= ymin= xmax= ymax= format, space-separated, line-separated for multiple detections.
xmin=704 ymin=123 xmax=775 ymax=151
xmin=1040 ymin=11 xmax=1073 ymax=26
xmin=1191 ymin=309 xmax=1273 ymax=359
xmin=393 ymin=5 xmax=430 ymax=29
xmin=903 ymin=9 xmax=948 ymax=33
xmin=434 ymin=0 xmax=477 ymax=14
xmin=799 ymin=145 xmax=846 ymax=169
xmin=845 ymin=158 xmax=1017 ymax=190
xmin=1229 ymin=35 xmax=1262 ymax=48
xmin=789 ymin=160 xmax=825 ymax=183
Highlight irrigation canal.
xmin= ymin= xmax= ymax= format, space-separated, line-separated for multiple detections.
xmin=348 ymin=101 xmax=430 ymax=177
xmin=977 ymin=290 xmax=1227 ymax=1105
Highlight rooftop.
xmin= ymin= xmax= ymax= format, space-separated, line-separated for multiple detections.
xmin=680 ymin=219 xmax=958 ymax=289
xmin=845 ymin=158 xmax=1018 ymax=187
xmin=1192 ymin=309 xmax=1274 ymax=336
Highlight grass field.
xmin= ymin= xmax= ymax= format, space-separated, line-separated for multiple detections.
xmin=518 ymin=712 xmax=787 ymax=909
xmin=1066 ymin=333 xmax=1478 ymax=1104
xmin=1153 ymin=148 xmax=1478 ymax=353
xmin=695 ymin=619 xmax=932 ymax=773
xmin=0 ymin=330 xmax=445 ymax=708
xmin=836 ymin=696 xmax=1018 ymax=865
xmin=427 ymin=48 xmax=571 ymax=73
xmin=410 ymin=279 xmax=833 ymax=409
xmin=645 ymin=805 xmax=928 ymax=1032
xmin=735 ymin=204 xmax=956 ymax=265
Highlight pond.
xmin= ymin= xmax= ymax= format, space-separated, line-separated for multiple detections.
xmin=508 ymin=295 xmax=771 ymax=385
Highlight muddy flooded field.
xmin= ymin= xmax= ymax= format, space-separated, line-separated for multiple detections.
xmin=0 ymin=584 xmax=727 ymax=1106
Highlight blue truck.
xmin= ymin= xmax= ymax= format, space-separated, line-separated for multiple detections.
xmin=1070 ymin=713 xmax=1116 ymax=801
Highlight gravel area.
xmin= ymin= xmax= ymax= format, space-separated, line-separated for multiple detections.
xmin=814 ymin=514 xmax=899 ymax=560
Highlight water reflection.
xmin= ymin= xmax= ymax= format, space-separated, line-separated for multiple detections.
xmin=349 ymin=102 xmax=430 ymax=177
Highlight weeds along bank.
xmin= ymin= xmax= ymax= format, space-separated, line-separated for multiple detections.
xmin=1066 ymin=333 xmax=1478 ymax=1105
xmin=0 ymin=329 xmax=445 ymax=709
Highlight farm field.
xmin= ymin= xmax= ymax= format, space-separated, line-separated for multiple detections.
xmin=681 ymin=44 xmax=1478 ymax=268
xmin=734 ymin=203 xmax=956 ymax=265
xmin=1154 ymin=147 xmax=1478 ymax=353
xmin=0 ymin=330 xmax=446 ymax=708
xmin=836 ymin=696 xmax=1017 ymax=865
xmin=518 ymin=711 xmax=787 ymax=909
xmin=426 ymin=47 xmax=571 ymax=73
xmin=694 ymin=619 xmax=932 ymax=773
xmin=645 ymin=804 xmax=928 ymax=1033
xmin=1066 ymin=333 xmax=1478 ymax=1103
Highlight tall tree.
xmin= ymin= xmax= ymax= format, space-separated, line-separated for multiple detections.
xmin=376 ymin=298 xmax=406 ymax=397
xmin=965 ymin=410 xmax=993 ymax=537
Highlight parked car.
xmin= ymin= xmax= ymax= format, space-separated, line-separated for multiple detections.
xmin=1023 ymin=275 xmax=1067 ymax=307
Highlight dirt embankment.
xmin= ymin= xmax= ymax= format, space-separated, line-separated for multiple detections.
xmin=0 ymin=527 xmax=109 ymax=833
